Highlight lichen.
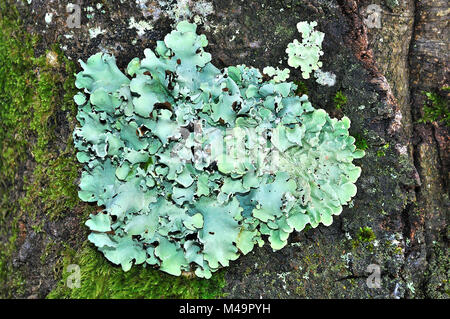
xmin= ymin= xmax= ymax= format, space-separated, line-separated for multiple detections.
xmin=263 ymin=66 xmax=290 ymax=83
xmin=314 ymin=69 xmax=336 ymax=87
xmin=286 ymin=21 xmax=324 ymax=79
xmin=74 ymin=21 xmax=364 ymax=278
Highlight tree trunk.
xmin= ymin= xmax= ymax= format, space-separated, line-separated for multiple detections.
xmin=0 ymin=0 xmax=447 ymax=298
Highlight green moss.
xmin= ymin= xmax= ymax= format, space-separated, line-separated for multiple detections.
xmin=376 ymin=143 xmax=390 ymax=157
xmin=357 ymin=227 xmax=376 ymax=243
xmin=0 ymin=3 xmax=80 ymax=226
xmin=0 ymin=3 xmax=37 ymax=297
xmin=352 ymin=133 xmax=369 ymax=151
xmin=351 ymin=226 xmax=376 ymax=251
xmin=274 ymin=24 xmax=295 ymax=38
xmin=419 ymin=87 xmax=449 ymax=127
xmin=333 ymin=90 xmax=347 ymax=110
xmin=47 ymin=244 xmax=226 ymax=299
xmin=0 ymin=2 xmax=84 ymax=295
xmin=293 ymin=80 xmax=309 ymax=97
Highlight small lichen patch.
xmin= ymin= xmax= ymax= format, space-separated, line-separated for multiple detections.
xmin=128 ymin=17 xmax=154 ymax=36
xmin=88 ymin=27 xmax=106 ymax=39
xmin=45 ymin=51 xmax=59 ymax=67
xmin=286 ymin=21 xmax=324 ymax=79
xmin=314 ymin=69 xmax=336 ymax=87
xmin=44 ymin=12 xmax=53 ymax=24
xmin=263 ymin=66 xmax=290 ymax=83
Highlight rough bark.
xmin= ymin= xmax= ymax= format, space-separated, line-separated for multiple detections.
xmin=0 ymin=0 xmax=447 ymax=298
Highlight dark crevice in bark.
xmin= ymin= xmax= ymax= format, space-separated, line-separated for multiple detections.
xmin=407 ymin=0 xmax=449 ymax=298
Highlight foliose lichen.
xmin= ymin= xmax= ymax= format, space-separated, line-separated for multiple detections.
xmin=262 ymin=66 xmax=290 ymax=83
xmin=286 ymin=21 xmax=324 ymax=79
xmin=73 ymin=21 xmax=364 ymax=278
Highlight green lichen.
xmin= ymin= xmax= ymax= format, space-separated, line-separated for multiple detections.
xmin=286 ymin=21 xmax=324 ymax=79
xmin=263 ymin=66 xmax=290 ymax=83
xmin=74 ymin=21 xmax=364 ymax=278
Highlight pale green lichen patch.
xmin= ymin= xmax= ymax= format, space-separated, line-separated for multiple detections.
xmin=286 ymin=21 xmax=324 ymax=79
xmin=263 ymin=66 xmax=290 ymax=83
xmin=74 ymin=21 xmax=363 ymax=279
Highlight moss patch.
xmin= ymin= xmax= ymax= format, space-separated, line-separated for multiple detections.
xmin=351 ymin=226 xmax=376 ymax=251
xmin=0 ymin=3 xmax=80 ymax=296
xmin=47 ymin=244 xmax=226 ymax=299
xmin=333 ymin=90 xmax=347 ymax=110
xmin=419 ymin=87 xmax=449 ymax=127
xmin=352 ymin=133 xmax=369 ymax=151
xmin=293 ymin=80 xmax=309 ymax=97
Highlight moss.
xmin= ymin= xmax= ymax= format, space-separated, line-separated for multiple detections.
xmin=376 ymin=143 xmax=390 ymax=157
xmin=357 ymin=227 xmax=376 ymax=243
xmin=47 ymin=244 xmax=226 ymax=299
xmin=293 ymin=80 xmax=309 ymax=97
xmin=0 ymin=2 xmax=85 ymax=295
xmin=351 ymin=227 xmax=376 ymax=251
xmin=419 ymin=87 xmax=449 ymax=127
xmin=274 ymin=24 xmax=295 ymax=38
xmin=352 ymin=133 xmax=369 ymax=151
xmin=0 ymin=3 xmax=36 ymax=297
xmin=0 ymin=4 xmax=80 ymax=223
xmin=17 ymin=48 xmax=81 ymax=221
xmin=421 ymin=240 xmax=450 ymax=298
xmin=333 ymin=90 xmax=347 ymax=110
